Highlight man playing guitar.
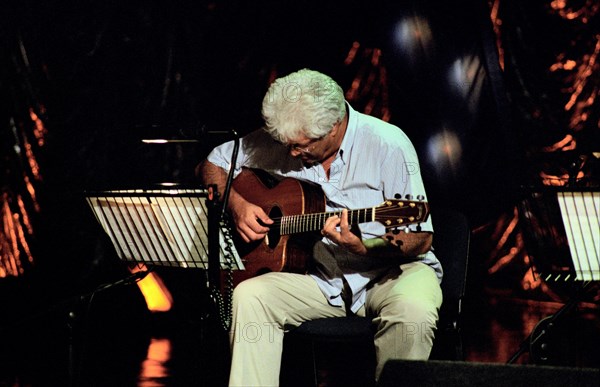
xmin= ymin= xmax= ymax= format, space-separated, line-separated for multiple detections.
xmin=198 ymin=68 xmax=443 ymax=386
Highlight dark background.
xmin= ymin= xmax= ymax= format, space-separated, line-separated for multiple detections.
xmin=1 ymin=0 xmax=513 ymax=284
xmin=1 ymin=0 xmax=598 ymax=384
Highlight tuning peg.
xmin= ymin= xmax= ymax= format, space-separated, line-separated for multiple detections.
xmin=417 ymin=195 xmax=425 ymax=201
xmin=405 ymin=194 xmax=413 ymax=200
xmin=394 ymin=193 xmax=401 ymax=199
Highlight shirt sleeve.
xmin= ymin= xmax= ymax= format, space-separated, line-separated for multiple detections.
xmin=206 ymin=129 xmax=303 ymax=179
xmin=380 ymin=130 xmax=433 ymax=233
xmin=206 ymin=137 xmax=244 ymax=179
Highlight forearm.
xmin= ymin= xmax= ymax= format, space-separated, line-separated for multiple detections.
xmin=362 ymin=231 xmax=433 ymax=259
xmin=198 ymin=160 xmax=228 ymax=193
xmin=197 ymin=160 xmax=245 ymax=209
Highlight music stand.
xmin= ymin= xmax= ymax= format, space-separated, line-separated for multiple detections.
xmin=59 ymin=188 xmax=239 ymax=385
xmin=554 ymin=190 xmax=599 ymax=281
xmin=518 ymin=189 xmax=599 ymax=283
xmin=509 ymin=188 xmax=599 ymax=364
xmin=85 ymin=188 xmax=243 ymax=272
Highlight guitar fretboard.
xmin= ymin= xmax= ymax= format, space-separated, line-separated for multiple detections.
xmin=277 ymin=208 xmax=375 ymax=235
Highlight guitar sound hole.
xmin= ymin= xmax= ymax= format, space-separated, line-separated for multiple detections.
xmin=266 ymin=206 xmax=282 ymax=249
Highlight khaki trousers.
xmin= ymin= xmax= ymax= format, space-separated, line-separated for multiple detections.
xmin=228 ymin=261 xmax=442 ymax=387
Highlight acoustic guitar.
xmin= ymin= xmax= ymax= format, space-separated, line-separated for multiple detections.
xmin=227 ymin=168 xmax=430 ymax=286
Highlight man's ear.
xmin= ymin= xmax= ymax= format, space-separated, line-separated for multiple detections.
xmin=329 ymin=121 xmax=341 ymax=138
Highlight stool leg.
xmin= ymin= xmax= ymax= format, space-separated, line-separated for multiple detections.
xmin=310 ymin=339 xmax=318 ymax=387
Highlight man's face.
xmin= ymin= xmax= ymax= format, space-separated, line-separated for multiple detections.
xmin=285 ymin=134 xmax=328 ymax=164
xmin=283 ymin=121 xmax=342 ymax=165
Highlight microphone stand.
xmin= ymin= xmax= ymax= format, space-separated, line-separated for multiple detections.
xmin=67 ymin=269 xmax=152 ymax=386
xmin=0 ymin=269 xmax=153 ymax=386
xmin=206 ymin=129 xmax=239 ymax=331
xmin=507 ymin=281 xmax=592 ymax=365
xmin=567 ymin=154 xmax=587 ymax=187
xmin=221 ymin=129 xmax=239 ymax=220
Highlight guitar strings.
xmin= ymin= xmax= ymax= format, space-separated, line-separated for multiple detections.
xmin=267 ymin=206 xmax=418 ymax=230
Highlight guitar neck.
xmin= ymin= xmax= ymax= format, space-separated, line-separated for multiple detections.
xmin=275 ymin=199 xmax=429 ymax=235
xmin=279 ymin=208 xmax=374 ymax=235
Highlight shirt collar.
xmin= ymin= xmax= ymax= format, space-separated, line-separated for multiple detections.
xmin=338 ymin=101 xmax=358 ymax=164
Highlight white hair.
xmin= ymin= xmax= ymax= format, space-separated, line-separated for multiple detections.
xmin=261 ymin=69 xmax=346 ymax=143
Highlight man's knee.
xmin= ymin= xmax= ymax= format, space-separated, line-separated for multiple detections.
xmin=381 ymin=298 xmax=439 ymax=349
xmin=231 ymin=276 xmax=281 ymax=344
xmin=233 ymin=274 xmax=276 ymax=305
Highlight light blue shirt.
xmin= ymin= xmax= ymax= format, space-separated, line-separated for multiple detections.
xmin=207 ymin=103 xmax=442 ymax=312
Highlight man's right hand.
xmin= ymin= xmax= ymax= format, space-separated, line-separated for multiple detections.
xmin=198 ymin=160 xmax=273 ymax=242
xmin=228 ymin=196 xmax=273 ymax=243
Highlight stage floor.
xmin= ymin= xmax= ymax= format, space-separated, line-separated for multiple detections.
xmin=1 ymin=283 xmax=599 ymax=386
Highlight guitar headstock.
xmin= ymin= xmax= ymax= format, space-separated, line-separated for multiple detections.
xmin=374 ymin=199 xmax=430 ymax=229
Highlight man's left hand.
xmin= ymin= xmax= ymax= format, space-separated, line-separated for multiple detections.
xmin=321 ymin=209 xmax=368 ymax=255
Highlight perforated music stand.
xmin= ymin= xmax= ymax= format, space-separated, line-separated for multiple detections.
xmin=518 ymin=189 xmax=599 ymax=283
xmin=85 ymin=188 xmax=243 ymax=271
xmin=509 ymin=188 xmax=599 ymax=364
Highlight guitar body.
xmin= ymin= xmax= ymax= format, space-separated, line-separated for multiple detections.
xmin=227 ymin=168 xmax=325 ymax=286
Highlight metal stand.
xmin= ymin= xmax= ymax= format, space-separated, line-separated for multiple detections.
xmin=507 ymin=281 xmax=592 ymax=365
xmin=66 ymin=270 xmax=151 ymax=386
xmin=206 ymin=129 xmax=240 ymax=331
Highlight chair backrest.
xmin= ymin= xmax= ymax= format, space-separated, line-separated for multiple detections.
xmin=431 ymin=207 xmax=470 ymax=326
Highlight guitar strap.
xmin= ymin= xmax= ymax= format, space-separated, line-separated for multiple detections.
xmin=341 ymin=276 xmax=355 ymax=316
xmin=313 ymin=241 xmax=355 ymax=316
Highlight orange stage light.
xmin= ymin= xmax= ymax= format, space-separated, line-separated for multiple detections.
xmin=131 ymin=265 xmax=173 ymax=312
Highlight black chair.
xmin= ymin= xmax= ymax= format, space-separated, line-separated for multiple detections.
xmin=280 ymin=208 xmax=471 ymax=386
